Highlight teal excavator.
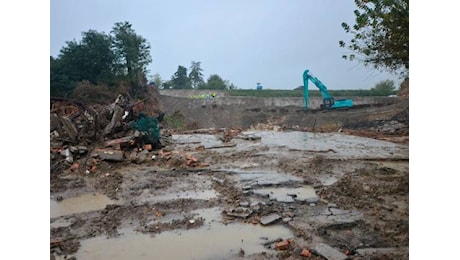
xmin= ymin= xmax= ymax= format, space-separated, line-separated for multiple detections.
xmin=303 ymin=69 xmax=353 ymax=110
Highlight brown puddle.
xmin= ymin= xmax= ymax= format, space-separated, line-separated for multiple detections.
xmin=50 ymin=193 xmax=123 ymax=218
xmin=76 ymin=207 xmax=294 ymax=259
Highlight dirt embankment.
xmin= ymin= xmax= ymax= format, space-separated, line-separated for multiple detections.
xmin=160 ymin=94 xmax=409 ymax=143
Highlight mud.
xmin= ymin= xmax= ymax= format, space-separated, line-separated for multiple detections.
xmin=51 ymin=96 xmax=409 ymax=259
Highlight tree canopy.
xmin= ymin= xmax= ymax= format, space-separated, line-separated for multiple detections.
xmin=50 ymin=21 xmax=152 ymax=99
xmin=339 ymin=0 xmax=408 ymax=76
xmin=161 ymin=62 xmax=235 ymax=90
xmin=204 ymin=74 xmax=227 ymax=90
xmin=111 ymin=22 xmax=152 ymax=84
xmin=371 ymin=79 xmax=396 ymax=95
xmin=171 ymin=65 xmax=192 ymax=89
xmin=188 ymin=61 xmax=205 ymax=89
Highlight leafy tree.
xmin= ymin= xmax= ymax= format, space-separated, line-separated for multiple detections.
xmin=188 ymin=61 xmax=205 ymax=89
xmin=55 ymin=39 xmax=86 ymax=83
xmin=50 ymin=21 xmax=153 ymax=99
xmin=59 ymin=31 xmax=115 ymax=84
xmin=50 ymin=56 xmax=73 ymax=97
xmin=162 ymin=80 xmax=172 ymax=89
xmin=111 ymin=21 xmax=152 ymax=90
xmin=79 ymin=30 xmax=115 ymax=84
xmin=204 ymin=74 xmax=227 ymax=90
xmin=339 ymin=0 xmax=408 ymax=75
xmin=171 ymin=66 xmax=192 ymax=89
xmin=51 ymin=30 xmax=115 ymax=96
xmin=151 ymin=73 xmax=163 ymax=88
xmin=370 ymin=79 xmax=395 ymax=95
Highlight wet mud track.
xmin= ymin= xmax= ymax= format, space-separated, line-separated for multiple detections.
xmin=51 ymin=130 xmax=409 ymax=259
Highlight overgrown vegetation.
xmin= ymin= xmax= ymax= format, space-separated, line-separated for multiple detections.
xmin=164 ymin=111 xmax=186 ymax=130
xmin=50 ymin=21 xmax=152 ymax=102
xmin=339 ymin=0 xmax=409 ymax=77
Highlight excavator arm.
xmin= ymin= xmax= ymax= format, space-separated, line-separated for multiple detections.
xmin=303 ymin=69 xmax=352 ymax=110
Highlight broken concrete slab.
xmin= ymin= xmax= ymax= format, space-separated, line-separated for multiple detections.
xmin=260 ymin=213 xmax=281 ymax=226
xmin=223 ymin=207 xmax=253 ymax=219
xmin=311 ymin=208 xmax=363 ymax=228
xmin=288 ymin=220 xmax=314 ymax=234
xmin=104 ymin=105 xmax=124 ymax=135
xmin=92 ymin=149 xmax=124 ymax=161
xmin=275 ymin=195 xmax=295 ymax=203
xmin=60 ymin=148 xmax=73 ymax=163
xmin=252 ymin=186 xmax=319 ymax=204
xmin=135 ymin=149 xmax=149 ymax=164
xmin=128 ymin=149 xmax=150 ymax=164
xmin=234 ymin=172 xmax=304 ymax=188
xmin=312 ymin=243 xmax=348 ymax=260
xmin=304 ymin=196 xmax=320 ymax=204
xmin=50 ymin=114 xmax=64 ymax=135
xmin=70 ymin=145 xmax=88 ymax=154
xmin=60 ymin=116 xmax=78 ymax=141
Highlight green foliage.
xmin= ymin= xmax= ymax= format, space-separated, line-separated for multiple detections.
xmin=164 ymin=110 xmax=186 ymax=130
xmin=111 ymin=21 xmax=152 ymax=97
xmin=111 ymin=22 xmax=152 ymax=77
xmin=166 ymin=61 xmax=236 ymax=90
xmin=51 ymin=21 xmax=152 ymax=99
xmin=171 ymin=66 xmax=192 ymax=89
xmin=54 ymin=30 xmax=115 ymax=88
xmin=203 ymin=74 xmax=227 ymax=90
xmin=151 ymin=73 xmax=163 ymax=88
xmin=188 ymin=61 xmax=204 ymax=89
xmin=162 ymin=80 xmax=173 ymax=89
xmin=79 ymin=30 xmax=116 ymax=84
xmin=340 ymin=0 xmax=408 ymax=76
xmin=370 ymin=79 xmax=395 ymax=95
xmin=50 ymin=56 xmax=74 ymax=97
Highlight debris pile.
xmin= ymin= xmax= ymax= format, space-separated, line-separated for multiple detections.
xmin=50 ymin=93 xmax=164 ymax=175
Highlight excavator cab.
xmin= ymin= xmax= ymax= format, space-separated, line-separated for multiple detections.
xmin=322 ymin=97 xmax=335 ymax=109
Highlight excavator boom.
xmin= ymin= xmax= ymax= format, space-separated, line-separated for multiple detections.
xmin=303 ymin=69 xmax=353 ymax=110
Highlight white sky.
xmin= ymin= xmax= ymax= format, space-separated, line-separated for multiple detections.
xmin=50 ymin=0 xmax=403 ymax=90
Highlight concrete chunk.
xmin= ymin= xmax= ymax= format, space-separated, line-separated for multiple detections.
xmin=60 ymin=116 xmax=78 ymax=141
xmin=313 ymin=243 xmax=347 ymax=260
xmin=93 ymin=149 xmax=124 ymax=161
xmin=260 ymin=213 xmax=281 ymax=226
xmin=224 ymin=207 xmax=253 ymax=219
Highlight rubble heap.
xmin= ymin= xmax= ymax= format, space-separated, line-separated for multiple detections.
xmin=50 ymin=92 xmax=164 ymax=175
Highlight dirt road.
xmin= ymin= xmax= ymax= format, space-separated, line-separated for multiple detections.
xmin=51 ymin=95 xmax=409 ymax=259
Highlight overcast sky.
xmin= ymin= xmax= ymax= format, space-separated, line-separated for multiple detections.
xmin=50 ymin=0 xmax=403 ymax=90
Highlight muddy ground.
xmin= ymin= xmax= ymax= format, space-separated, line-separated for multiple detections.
xmin=50 ymin=95 xmax=409 ymax=260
